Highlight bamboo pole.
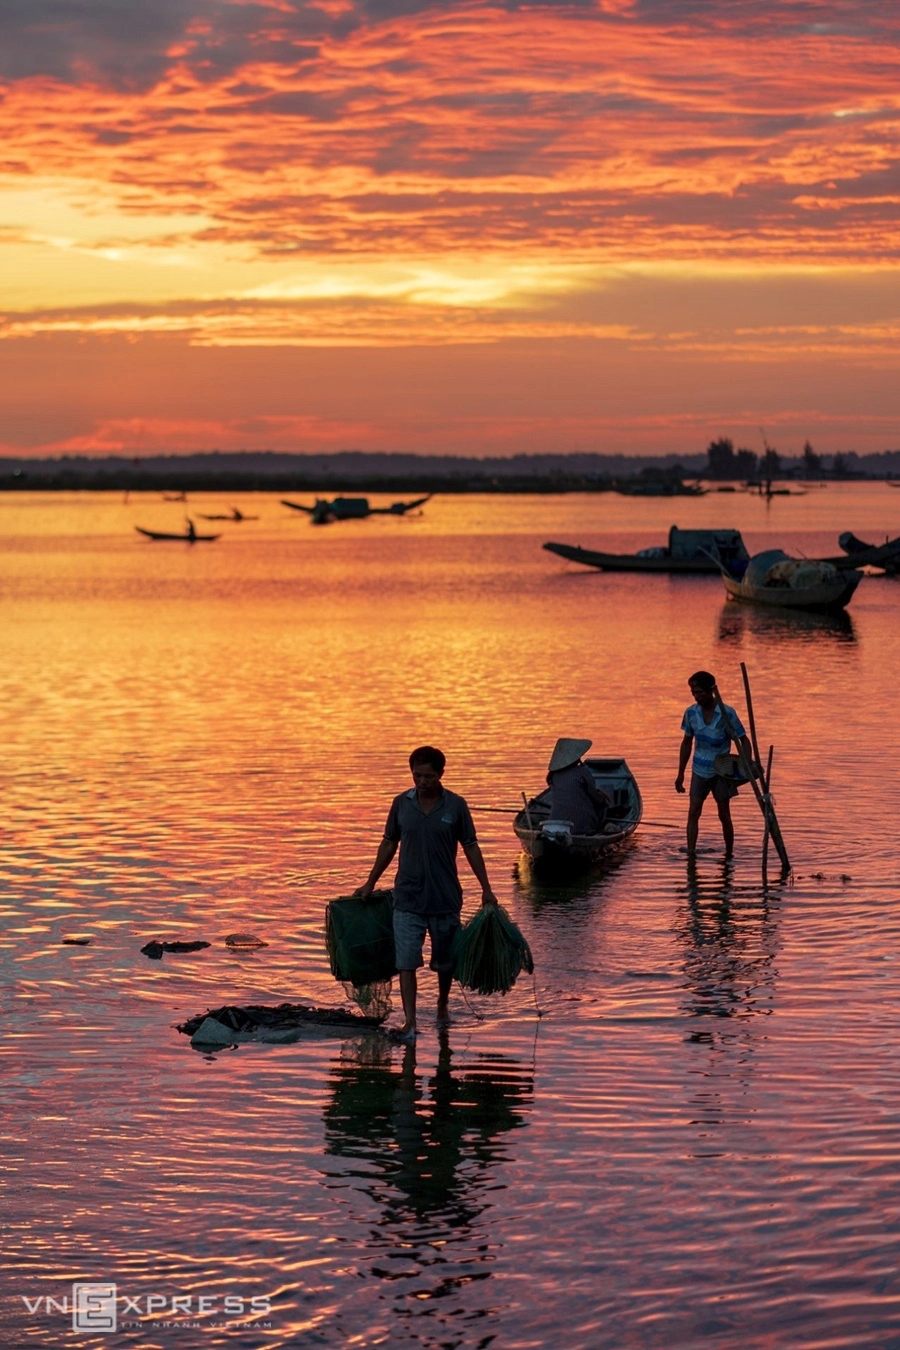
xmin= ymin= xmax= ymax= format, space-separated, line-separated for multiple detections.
xmin=761 ymin=744 xmax=774 ymax=885
xmin=715 ymin=676 xmax=791 ymax=875
xmin=521 ymin=791 xmax=535 ymax=834
xmin=471 ymin=805 xmax=678 ymax=828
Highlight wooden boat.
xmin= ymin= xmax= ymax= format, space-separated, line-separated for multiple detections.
xmin=513 ymin=757 xmax=642 ymax=872
xmin=613 ymin=480 xmax=706 ymax=497
xmin=833 ymin=532 xmax=900 ymax=572
xmin=544 ymin=526 xmax=749 ymax=574
xmin=196 ymin=508 xmax=258 ymax=522
xmin=719 ymin=549 xmax=861 ymax=612
xmin=281 ymin=494 xmax=430 ymax=523
xmin=135 ymin=526 xmax=220 ymax=542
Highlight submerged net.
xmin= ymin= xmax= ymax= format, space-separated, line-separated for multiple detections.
xmin=324 ymin=890 xmax=395 ymax=1020
xmin=452 ymin=904 xmax=534 ymax=996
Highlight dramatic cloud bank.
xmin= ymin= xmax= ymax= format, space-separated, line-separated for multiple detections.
xmin=1 ymin=0 xmax=899 ymax=454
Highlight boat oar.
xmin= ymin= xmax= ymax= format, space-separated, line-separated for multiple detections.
xmin=470 ymin=805 xmax=679 ymax=829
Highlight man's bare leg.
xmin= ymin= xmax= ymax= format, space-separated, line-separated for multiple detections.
xmin=717 ymin=800 xmax=735 ymax=857
xmin=398 ymin=969 xmax=417 ymax=1037
xmin=686 ymin=799 xmax=702 ymax=855
xmin=436 ymin=969 xmax=452 ymax=1025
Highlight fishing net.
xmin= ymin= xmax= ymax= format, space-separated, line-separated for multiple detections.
xmin=324 ymin=890 xmax=395 ymax=1020
xmin=452 ymin=904 xmax=534 ymax=996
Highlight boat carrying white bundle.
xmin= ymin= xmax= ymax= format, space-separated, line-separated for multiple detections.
xmin=766 ymin=559 xmax=839 ymax=589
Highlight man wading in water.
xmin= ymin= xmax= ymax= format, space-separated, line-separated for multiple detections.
xmin=356 ymin=746 xmax=497 ymax=1042
xmin=675 ymin=671 xmax=754 ymax=859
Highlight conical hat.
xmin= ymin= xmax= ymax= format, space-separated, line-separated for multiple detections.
xmin=547 ymin=737 xmax=592 ymax=773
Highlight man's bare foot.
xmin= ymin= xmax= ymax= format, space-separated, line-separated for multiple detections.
xmin=386 ymin=1022 xmax=417 ymax=1044
xmin=436 ymin=1006 xmax=451 ymax=1028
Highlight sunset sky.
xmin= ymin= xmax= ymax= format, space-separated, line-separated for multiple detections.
xmin=2 ymin=0 xmax=900 ymax=458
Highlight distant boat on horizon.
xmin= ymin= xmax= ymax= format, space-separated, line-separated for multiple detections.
xmin=281 ymin=494 xmax=431 ymax=524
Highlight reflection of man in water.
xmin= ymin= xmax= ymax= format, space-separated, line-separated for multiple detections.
xmin=322 ymin=1034 xmax=532 ymax=1225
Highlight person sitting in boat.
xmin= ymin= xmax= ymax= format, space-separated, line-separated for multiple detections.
xmin=674 ymin=670 xmax=754 ymax=859
xmin=546 ymin=738 xmax=611 ymax=835
xmin=186 ymin=518 xmax=197 ymax=541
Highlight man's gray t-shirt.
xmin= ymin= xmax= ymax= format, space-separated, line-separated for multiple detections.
xmin=384 ymin=788 xmax=477 ymax=915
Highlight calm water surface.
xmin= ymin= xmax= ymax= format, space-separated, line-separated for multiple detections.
xmin=1 ymin=486 xmax=899 ymax=1348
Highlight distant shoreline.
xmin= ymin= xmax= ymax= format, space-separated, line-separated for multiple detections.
xmin=0 ymin=449 xmax=891 ymax=493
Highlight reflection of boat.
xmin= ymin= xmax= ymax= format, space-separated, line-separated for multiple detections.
xmin=834 ymin=531 xmax=900 ymax=573
xmin=717 ymin=601 xmax=856 ymax=645
xmin=135 ymin=525 xmax=220 ymax=542
xmin=281 ymin=494 xmax=431 ymax=524
xmin=196 ymin=508 xmax=258 ymax=522
xmin=544 ymin=526 xmax=749 ymax=574
xmin=719 ymin=550 xmax=861 ymax=612
xmin=513 ymin=758 xmax=642 ymax=872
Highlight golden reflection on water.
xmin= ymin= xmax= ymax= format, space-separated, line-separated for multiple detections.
xmin=2 ymin=487 xmax=900 ymax=1348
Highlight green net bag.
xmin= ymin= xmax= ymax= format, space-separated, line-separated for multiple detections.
xmin=324 ymin=890 xmax=395 ymax=1019
xmin=452 ymin=904 xmax=534 ymax=996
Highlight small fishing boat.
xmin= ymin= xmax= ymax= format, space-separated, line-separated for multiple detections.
xmin=513 ymin=757 xmax=642 ymax=872
xmin=718 ymin=550 xmax=862 ymax=612
xmin=135 ymin=526 xmax=220 ymax=543
xmin=544 ymin=526 xmax=749 ymax=574
xmin=196 ymin=508 xmax=258 ymax=522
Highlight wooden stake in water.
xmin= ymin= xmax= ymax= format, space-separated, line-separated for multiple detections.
xmin=716 ymin=669 xmax=791 ymax=876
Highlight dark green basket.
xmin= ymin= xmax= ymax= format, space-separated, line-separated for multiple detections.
xmin=325 ymin=890 xmax=396 ymax=986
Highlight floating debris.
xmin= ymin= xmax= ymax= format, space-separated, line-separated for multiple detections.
xmin=141 ymin=940 xmax=211 ymax=960
xmin=178 ymin=1001 xmax=385 ymax=1048
xmin=224 ymin=933 xmax=269 ymax=948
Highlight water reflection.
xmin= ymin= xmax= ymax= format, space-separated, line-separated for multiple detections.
xmin=717 ymin=601 xmax=856 ymax=645
xmin=673 ymin=861 xmax=783 ymax=1156
xmin=320 ymin=1033 xmax=532 ymax=1336
xmin=676 ymin=859 xmax=780 ymax=1028
xmin=513 ymin=842 xmax=636 ymax=910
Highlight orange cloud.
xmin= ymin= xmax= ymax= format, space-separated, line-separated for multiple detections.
xmin=2 ymin=1 xmax=900 ymax=454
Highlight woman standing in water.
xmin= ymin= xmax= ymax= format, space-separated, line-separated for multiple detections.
xmin=675 ymin=671 xmax=754 ymax=858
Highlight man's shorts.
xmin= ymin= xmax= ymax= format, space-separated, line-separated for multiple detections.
xmin=393 ymin=910 xmax=460 ymax=973
xmin=690 ymin=771 xmax=738 ymax=804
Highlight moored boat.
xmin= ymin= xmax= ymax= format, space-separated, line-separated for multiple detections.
xmin=719 ymin=550 xmax=861 ymax=612
xmin=513 ymin=757 xmax=642 ymax=872
xmin=281 ymin=494 xmax=431 ymax=523
xmin=833 ymin=532 xmax=900 ymax=572
xmin=544 ymin=526 xmax=749 ymax=574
